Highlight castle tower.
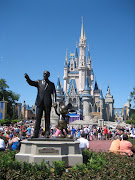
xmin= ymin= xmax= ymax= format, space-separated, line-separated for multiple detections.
xmin=90 ymin=67 xmax=94 ymax=96
xmin=93 ymin=79 xmax=100 ymax=103
xmin=63 ymin=51 xmax=68 ymax=93
xmin=105 ymin=85 xmax=114 ymax=120
xmin=99 ymin=89 xmax=104 ymax=119
xmin=79 ymin=17 xmax=87 ymax=93
xmin=87 ymin=45 xmax=91 ymax=70
xmin=87 ymin=45 xmax=94 ymax=96
xmin=17 ymin=103 xmax=22 ymax=120
xmin=82 ymin=75 xmax=91 ymax=118
xmin=56 ymin=75 xmax=64 ymax=103
xmin=75 ymin=43 xmax=78 ymax=68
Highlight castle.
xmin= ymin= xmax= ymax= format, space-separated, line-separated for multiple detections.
xmin=54 ymin=19 xmax=130 ymax=124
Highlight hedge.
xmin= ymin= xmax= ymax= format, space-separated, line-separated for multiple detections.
xmin=0 ymin=150 xmax=134 ymax=179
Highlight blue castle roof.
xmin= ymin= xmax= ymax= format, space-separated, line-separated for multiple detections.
xmin=84 ymin=76 xmax=91 ymax=91
xmin=75 ymin=47 xmax=78 ymax=58
xmin=56 ymin=76 xmax=61 ymax=90
xmin=94 ymin=80 xmax=99 ymax=90
xmin=68 ymin=79 xmax=77 ymax=94
xmin=99 ymin=89 xmax=104 ymax=100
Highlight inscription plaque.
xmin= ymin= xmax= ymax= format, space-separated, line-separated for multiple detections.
xmin=38 ymin=147 xmax=59 ymax=155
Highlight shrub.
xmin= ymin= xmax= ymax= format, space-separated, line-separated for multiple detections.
xmin=52 ymin=160 xmax=65 ymax=176
xmin=0 ymin=119 xmax=11 ymax=125
xmin=0 ymin=150 xmax=135 ymax=179
xmin=11 ymin=119 xmax=19 ymax=124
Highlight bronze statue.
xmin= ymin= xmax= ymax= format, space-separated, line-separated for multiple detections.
xmin=24 ymin=71 xmax=56 ymax=138
xmin=53 ymin=102 xmax=72 ymax=138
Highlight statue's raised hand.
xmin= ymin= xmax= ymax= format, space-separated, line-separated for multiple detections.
xmin=24 ymin=73 xmax=29 ymax=80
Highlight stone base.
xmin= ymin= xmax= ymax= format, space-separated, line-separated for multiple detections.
xmin=15 ymin=138 xmax=82 ymax=167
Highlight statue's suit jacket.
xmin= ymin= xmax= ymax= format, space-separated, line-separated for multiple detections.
xmin=26 ymin=78 xmax=56 ymax=107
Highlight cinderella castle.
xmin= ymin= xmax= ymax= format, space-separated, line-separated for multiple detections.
xmin=52 ymin=19 xmax=119 ymax=125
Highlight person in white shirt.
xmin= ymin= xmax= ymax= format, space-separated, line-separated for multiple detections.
xmin=77 ymin=133 xmax=89 ymax=151
xmin=0 ymin=138 xmax=5 ymax=151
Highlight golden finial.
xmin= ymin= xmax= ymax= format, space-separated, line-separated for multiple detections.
xmin=81 ymin=16 xmax=84 ymax=39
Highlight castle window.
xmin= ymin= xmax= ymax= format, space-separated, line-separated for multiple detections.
xmin=71 ymin=63 xmax=73 ymax=71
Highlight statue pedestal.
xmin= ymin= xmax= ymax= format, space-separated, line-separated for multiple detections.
xmin=15 ymin=138 xmax=82 ymax=167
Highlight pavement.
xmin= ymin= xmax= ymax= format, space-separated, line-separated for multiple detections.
xmin=89 ymin=140 xmax=112 ymax=152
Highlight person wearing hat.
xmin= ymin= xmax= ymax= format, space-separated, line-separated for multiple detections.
xmin=24 ymin=71 xmax=56 ymax=138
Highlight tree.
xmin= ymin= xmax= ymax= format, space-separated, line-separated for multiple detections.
xmin=129 ymin=87 xmax=135 ymax=108
xmin=0 ymin=78 xmax=20 ymax=119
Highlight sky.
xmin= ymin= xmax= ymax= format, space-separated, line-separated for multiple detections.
xmin=0 ymin=0 xmax=135 ymax=108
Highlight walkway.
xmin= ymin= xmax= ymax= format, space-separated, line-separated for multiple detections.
xmin=89 ymin=140 xmax=112 ymax=152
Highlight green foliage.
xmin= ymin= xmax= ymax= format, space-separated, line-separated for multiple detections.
xmin=52 ymin=160 xmax=65 ymax=176
xmin=0 ymin=78 xmax=20 ymax=118
xmin=131 ymin=113 xmax=135 ymax=121
xmin=0 ymin=150 xmax=135 ymax=179
xmin=126 ymin=120 xmax=135 ymax=125
xmin=129 ymin=87 xmax=135 ymax=108
xmin=11 ymin=113 xmax=18 ymax=120
xmin=0 ymin=151 xmax=51 ymax=179
xmin=11 ymin=119 xmax=19 ymax=124
xmin=0 ymin=119 xmax=11 ymax=125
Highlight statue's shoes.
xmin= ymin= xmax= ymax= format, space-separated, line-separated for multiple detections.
xmin=31 ymin=136 xmax=38 ymax=138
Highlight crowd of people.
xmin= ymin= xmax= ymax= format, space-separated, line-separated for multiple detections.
xmin=0 ymin=120 xmax=135 ymax=156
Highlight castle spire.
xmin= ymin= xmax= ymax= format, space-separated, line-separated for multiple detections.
xmin=56 ymin=74 xmax=61 ymax=91
xmin=75 ymin=43 xmax=78 ymax=58
xmin=81 ymin=17 xmax=84 ymax=39
xmin=94 ymin=79 xmax=99 ymax=90
xmin=65 ymin=50 xmax=68 ymax=65
xmin=88 ymin=44 xmax=90 ymax=58
xmin=99 ymin=87 xmax=104 ymax=100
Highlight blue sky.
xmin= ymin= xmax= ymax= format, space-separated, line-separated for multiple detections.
xmin=0 ymin=0 xmax=135 ymax=108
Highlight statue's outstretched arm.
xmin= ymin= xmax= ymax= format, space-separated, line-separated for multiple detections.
xmin=24 ymin=73 xmax=38 ymax=87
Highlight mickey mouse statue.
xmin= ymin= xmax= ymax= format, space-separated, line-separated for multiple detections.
xmin=53 ymin=102 xmax=72 ymax=138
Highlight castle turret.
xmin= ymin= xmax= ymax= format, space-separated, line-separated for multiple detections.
xmin=90 ymin=67 xmax=94 ymax=96
xmin=87 ymin=45 xmax=91 ymax=70
xmin=99 ymin=89 xmax=104 ymax=119
xmin=105 ymin=85 xmax=114 ymax=121
xmin=93 ymin=79 xmax=100 ymax=103
xmin=75 ymin=44 xmax=78 ymax=68
xmin=56 ymin=75 xmax=64 ymax=103
xmin=63 ymin=51 xmax=68 ymax=93
xmin=82 ymin=75 xmax=91 ymax=118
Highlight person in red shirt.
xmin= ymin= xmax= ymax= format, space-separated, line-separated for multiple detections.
xmin=104 ymin=126 xmax=108 ymax=140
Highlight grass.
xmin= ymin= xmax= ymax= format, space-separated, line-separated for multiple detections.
xmin=128 ymin=138 xmax=135 ymax=147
